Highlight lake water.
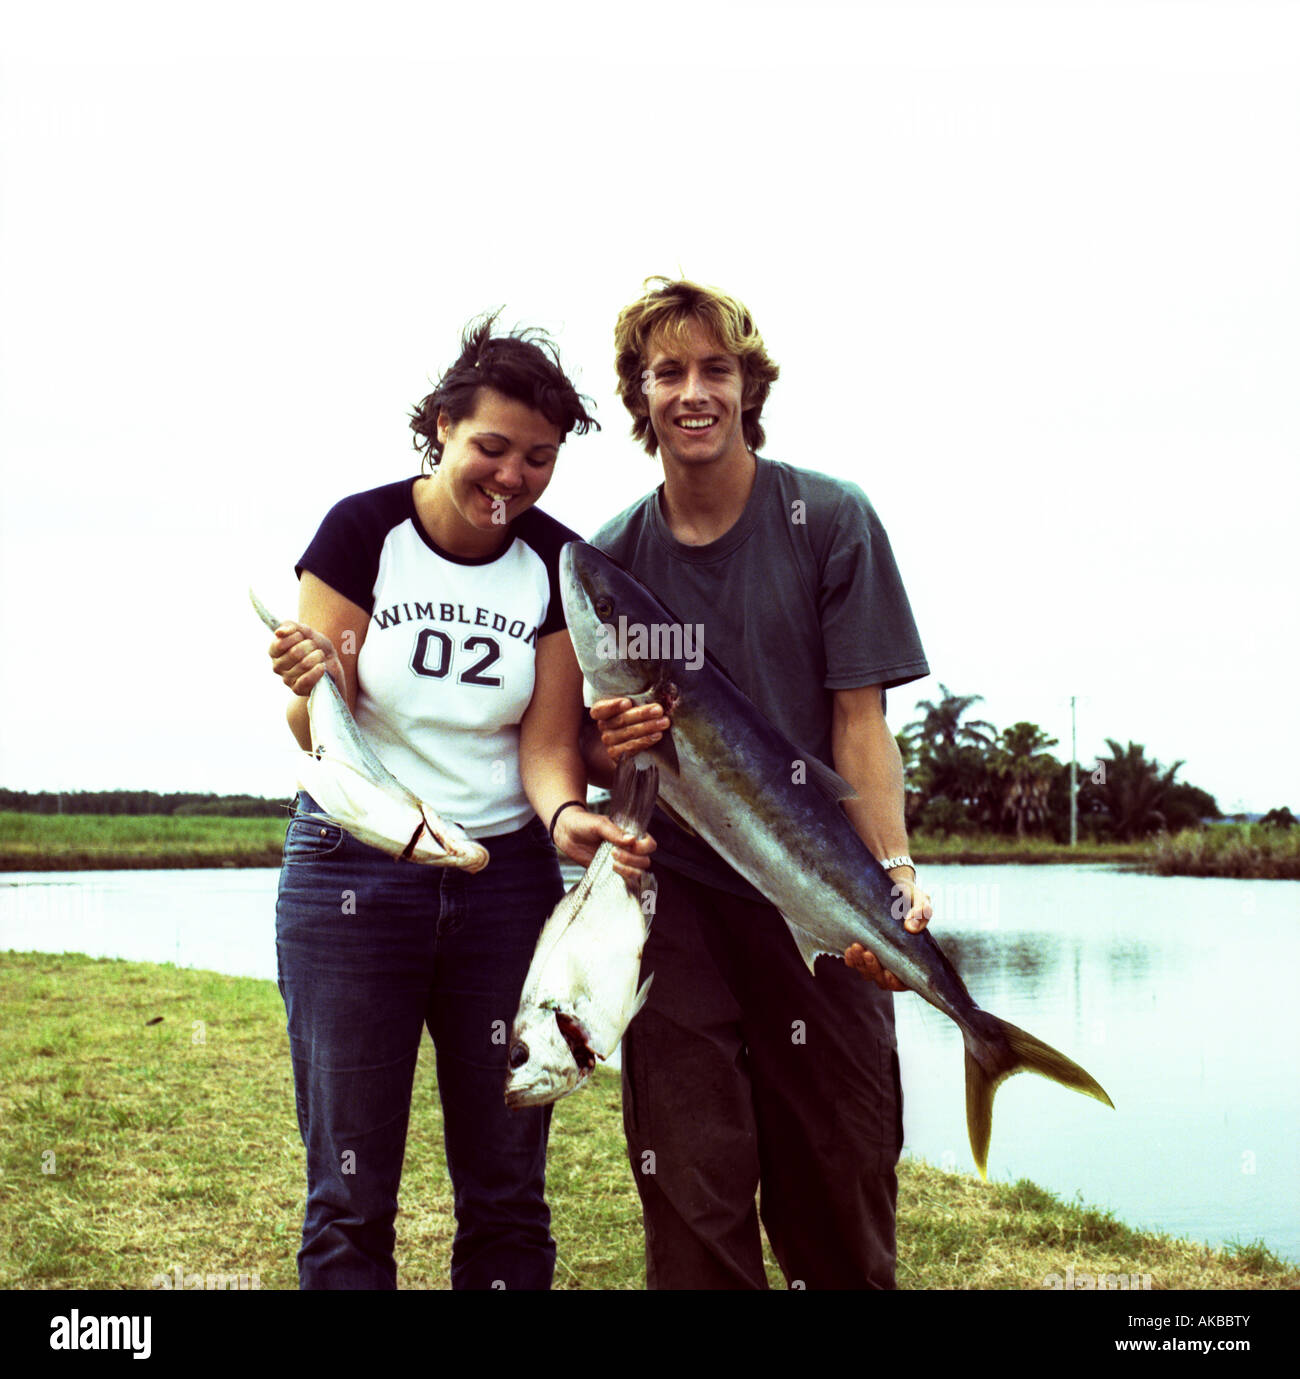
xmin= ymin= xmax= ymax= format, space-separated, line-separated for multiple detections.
xmin=2 ymin=861 xmax=1297 ymax=1268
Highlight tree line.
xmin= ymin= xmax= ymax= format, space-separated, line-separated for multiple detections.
xmin=5 ymin=687 xmax=1293 ymax=840
xmin=897 ymin=684 xmax=1237 ymax=842
xmin=0 ymin=791 xmax=291 ymax=817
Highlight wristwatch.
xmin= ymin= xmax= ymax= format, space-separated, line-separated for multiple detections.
xmin=878 ymin=854 xmax=916 ymax=877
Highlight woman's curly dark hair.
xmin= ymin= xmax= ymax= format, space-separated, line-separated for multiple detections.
xmin=409 ymin=310 xmax=599 ymax=466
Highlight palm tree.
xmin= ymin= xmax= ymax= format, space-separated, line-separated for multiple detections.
xmin=995 ymin=722 xmax=1060 ymax=838
xmin=1095 ymin=739 xmax=1185 ymax=841
xmin=903 ymin=684 xmax=997 ymax=754
xmin=903 ymin=685 xmax=999 ymax=827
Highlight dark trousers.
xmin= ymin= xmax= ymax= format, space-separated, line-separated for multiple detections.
xmin=275 ymin=794 xmax=563 ymax=1290
xmin=621 ymin=865 xmax=902 ymax=1289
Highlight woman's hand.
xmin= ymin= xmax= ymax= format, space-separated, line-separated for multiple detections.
xmin=552 ymin=806 xmax=657 ymax=883
xmin=268 ymin=620 xmax=344 ymax=698
xmin=590 ymin=697 xmax=671 ymax=765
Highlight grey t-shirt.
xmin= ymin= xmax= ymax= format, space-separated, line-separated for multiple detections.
xmin=591 ymin=456 xmax=929 ymax=898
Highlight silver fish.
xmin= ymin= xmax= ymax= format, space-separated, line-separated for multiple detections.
xmin=504 ymin=758 xmax=659 ymax=1109
xmin=558 ymin=542 xmax=1112 ymax=1178
xmin=250 ymin=589 xmax=488 ymax=871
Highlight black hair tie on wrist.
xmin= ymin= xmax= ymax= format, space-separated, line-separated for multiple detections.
xmin=549 ymin=800 xmax=585 ymax=843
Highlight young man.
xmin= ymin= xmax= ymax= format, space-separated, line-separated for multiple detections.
xmin=585 ymin=278 xmax=933 ymax=1290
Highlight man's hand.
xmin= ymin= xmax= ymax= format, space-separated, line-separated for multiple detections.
xmin=844 ymin=875 xmax=934 ymax=992
xmin=590 ymin=697 xmax=671 ymax=765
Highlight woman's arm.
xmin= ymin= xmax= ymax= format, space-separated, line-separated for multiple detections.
xmin=520 ymin=630 xmax=655 ymax=879
xmin=268 ymin=571 xmax=370 ymax=750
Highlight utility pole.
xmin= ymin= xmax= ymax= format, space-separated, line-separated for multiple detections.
xmin=1070 ymin=695 xmax=1078 ymax=848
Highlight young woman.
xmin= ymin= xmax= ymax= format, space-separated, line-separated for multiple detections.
xmin=267 ymin=315 xmax=650 ymax=1290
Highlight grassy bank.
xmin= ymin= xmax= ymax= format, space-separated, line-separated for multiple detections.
xmin=1 ymin=951 xmax=1293 ymax=1290
xmin=0 ymin=812 xmax=287 ymax=870
xmin=908 ymin=831 xmax=1148 ymax=866
xmin=0 ymin=813 xmax=1168 ymax=873
xmin=3 ymin=814 xmax=1296 ymax=879
xmin=1145 ymin=824 xmax=1300 ymax=880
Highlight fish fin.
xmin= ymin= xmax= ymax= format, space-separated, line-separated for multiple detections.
xmin=780 ymin=914 xmax=840 ymax=976
xmin=801 ymin=754 xmax=858 ymax=804
xmin=630 ymin=973 xmax=655 ymax=1020
xmin=651 ymin=732 xmax=680 ymax=774
xmin=636 ymin=873 xmax=657 ymax=930
xmin=654 ymin=795 xmax=697 ymax=838
xmin=962 ymin=1011 xmax=1114 ymax=1181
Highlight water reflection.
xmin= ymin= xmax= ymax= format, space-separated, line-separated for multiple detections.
xmin=943 ymin=931 xmax=1061 ymax=991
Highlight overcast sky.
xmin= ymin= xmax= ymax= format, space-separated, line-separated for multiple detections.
xmin=2 ymin=0 xmax=1296 ymax=813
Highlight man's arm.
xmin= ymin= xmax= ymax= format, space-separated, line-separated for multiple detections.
xmin=830 ymin=684 xmax=933 ymax=992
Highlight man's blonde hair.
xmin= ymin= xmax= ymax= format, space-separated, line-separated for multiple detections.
xmin=614 ymin=277 xmax=780 ymax=457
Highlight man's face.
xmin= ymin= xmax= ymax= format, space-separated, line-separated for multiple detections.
xmin=642 ymin=319 xmax=748 ymax=467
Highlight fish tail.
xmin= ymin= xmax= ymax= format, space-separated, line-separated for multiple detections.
xmin=962 ymin=1011 xmax=1113 ymax=1181
xmin=249 ymin=588 xmax=282 ymax=633
xmin=609 ymin=758 xmax=659 ymax=835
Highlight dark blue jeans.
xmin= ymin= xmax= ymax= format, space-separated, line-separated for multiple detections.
xmin=275 ymin=793 xmax=564 ymax=1290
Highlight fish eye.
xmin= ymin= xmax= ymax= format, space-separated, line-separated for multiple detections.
xmin=595 ymin=596 xmax=613 ymax=619
xmin=508 ymin=1042 xmax=529 ymax=1069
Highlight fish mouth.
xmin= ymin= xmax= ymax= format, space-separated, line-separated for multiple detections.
xmin=500 ymin=1009 xmax=595 ymax=1111
xmin=560 ymin=546 xmax=623 ymax=692
xmin=504 ymin=1072 xmax=585 ymax=1111
xmin=559 ymin=543 xmax=655 ymax=697
xmin=504 ymin=1084 xmax=543 ymax=1110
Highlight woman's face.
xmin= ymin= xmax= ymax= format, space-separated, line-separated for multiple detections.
xmin=433 ymin=387 xmax=562 ymax=540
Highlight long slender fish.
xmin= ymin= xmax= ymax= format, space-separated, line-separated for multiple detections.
xmin=504 ymin=758 xmax=658 ymax=1109
xmin=559 ymin=543 xmax=1112 ymax=1178
xmin=250 ymin=590 xmax=488 ymax=871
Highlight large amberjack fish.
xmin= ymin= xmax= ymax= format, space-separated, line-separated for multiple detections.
xmin=250 ymin=590 xmax=488 ymax=872
xmin=558 ymin=542 xmax=1112 ymax=1178
xmin=504 ymin=758 xmax=659 ymax=1109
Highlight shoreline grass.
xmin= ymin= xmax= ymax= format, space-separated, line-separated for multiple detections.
xmin=1145 ymin=824 xmax=1300 ymax=880
xmin=0 ymin=813 xmax=288 ymax=871
xmin=1 ymin=951 xmax=1294 ymax=1291
xmin=909 ymin=831 xmax=1149 ymax=866
xmin=4 ymin=814 xmax=1295 ymax=878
